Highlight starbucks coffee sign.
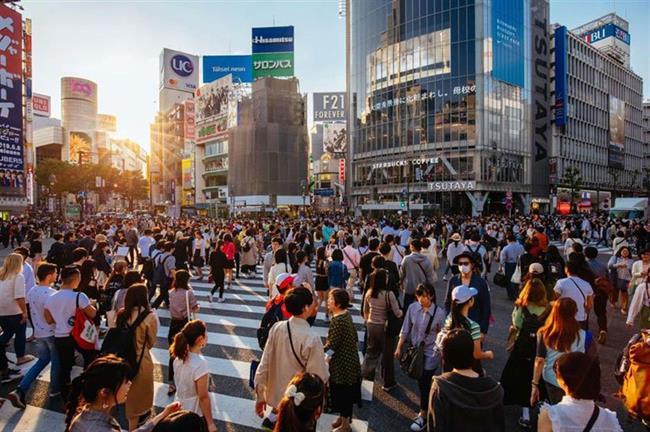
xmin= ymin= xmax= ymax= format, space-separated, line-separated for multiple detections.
xmin=427 ymin=181 xmax=476 ymax=191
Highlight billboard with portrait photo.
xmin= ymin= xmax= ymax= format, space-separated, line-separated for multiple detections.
xmin=322 ymin=123 xmax=346 ymax=154
xmin=608 ymin=96 xmax=625 ymax=168
xmin=195 ymin=75 xmax=232 ymax=124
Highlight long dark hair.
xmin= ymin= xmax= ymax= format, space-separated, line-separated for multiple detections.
xmin=274 ymin=372 xmax=325 ymax=432
xmin=123 ymin=270 xmax=143 ymax=289
xmin=116 ymin=284 xmax=149 ymax=327
xmin=448 ymin=298 xmax=471 ymax=331
xmin=170 ymin=320 xmax=206 ymax=362
xmin=368 ymin=268 xmax=388 ymax=299
xmin=64 ymin=354 xmax=131 ymax=431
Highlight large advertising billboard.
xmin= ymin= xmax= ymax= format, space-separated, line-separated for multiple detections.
xmin=554 ymin=26 xmax=568 ymax=127
xmin=181 ymin=158 xmax=194 ymax=189
xmin=69 ymin=132 xmax=92 ymax=164
xmin=203 ymin=55 xmax=252 ymax=83
xmin=32 ymin=93 xmax=51 ymax=117
xmin=252 ymin=26 xmax=294 ymax=53
xmin=97 ymin=114 xmax=117 ymax=132
xmin=0 ymin=5 xmax=24 ymax=196
xmin=581 ymin=23 xmax=630 ymax=45
xmin=492 ymin=0 xmax=525 ymax=88
xmin=252 ymin=52 xmax=294 ymax=79
xmin=62 ymin=77 xmax=97 ymax=105
xmin=313 ymin=92 xmax=345 ymax=122
xmin=195 ymin=75 xmax=231 ymax=124
xmin=322 ymin=123 xmax=346 ymax=154
xmin=608 ymin=96 xmax=625 ymax=169
xmin=160 ymin=48 xmax=199 ymax=93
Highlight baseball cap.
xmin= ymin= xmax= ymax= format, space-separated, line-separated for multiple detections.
xmin=451 ymin=285 xmax=478 ymax=303
xmin=275 ymin=273 xmax=295 ymax=292
xmin=529 ymin=263 xmax=544 ymax=274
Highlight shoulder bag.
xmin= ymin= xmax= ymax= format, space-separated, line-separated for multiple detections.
xmin=511 ymin=256 xmax=522 ymax=284
xmin=287 ymin=321 xmax=306 ymax=370
xmin=185 ymin=289 xmax=195 ymax=321
xmin=399 ymin=307 xmax=437 ymax=380
xmin=384 ymin=289 xmax=403 ymax=337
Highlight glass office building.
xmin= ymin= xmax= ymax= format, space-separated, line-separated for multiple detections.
xmin=348 ymin=0 xmax=550 ymax=215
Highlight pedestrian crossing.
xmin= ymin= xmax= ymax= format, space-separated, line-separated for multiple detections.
xmin=0 ymin=270 xmax=372 ymax=431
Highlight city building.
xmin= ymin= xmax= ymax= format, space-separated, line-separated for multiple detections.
xmin=228 ymin=77 xmax=309 ymax=212
xmin=346 ymin=0 xmax=551 ymax=215
xmin=644 ymin=101 xmax=650 ymax=168
xmin=551 ymin=14 xmax=645 ymax=212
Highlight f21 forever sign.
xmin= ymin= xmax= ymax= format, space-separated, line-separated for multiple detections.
xmin=313 ymin=92 xmax=345 ymax=122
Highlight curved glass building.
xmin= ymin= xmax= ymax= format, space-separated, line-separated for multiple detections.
xmin=348 ymin=0 xmax=550 ymax=215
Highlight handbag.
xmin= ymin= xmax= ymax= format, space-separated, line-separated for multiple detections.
xmin=399 ymin=308 xmax=436 ymax=380
xmin=185 ymin=290 xmax=195 ymax=321
xmin=384 ymin=291 xmax=403 ymax=337
xmin=71 ymin=293 xmax=98 ymax=351
xmin=493 ymin=270 xmax=508 ymax=288
xmin=511 ymin=257 xmax=522 ymax=284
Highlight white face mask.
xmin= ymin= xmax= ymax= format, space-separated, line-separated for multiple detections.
xmin=460 ymin=264 xmax=471 ymax=274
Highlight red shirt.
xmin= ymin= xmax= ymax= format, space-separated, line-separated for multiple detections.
xmin=266 ymin=294 xmax=291 ymax=319
xmin=221 ymin=241 xmax=236 ymax=260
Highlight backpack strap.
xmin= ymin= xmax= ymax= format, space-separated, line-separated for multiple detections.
xmin=286 ymin=321 xmax=305 ymax=370
xmin=129 ymin=309 xmax=151 ymax=377
xmin=583 ymin=404 xmax=600 ymax=432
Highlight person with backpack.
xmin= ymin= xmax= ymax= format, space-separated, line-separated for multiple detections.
xmin=500 ymin=278 xmax=550 ymax=429
xmin=257 ymin=273 xmax=294 ymax=350
xmin=115 ymin=284 xmax=157 ymax=431
xmin=240 ymin=228 xmax=258 ymax=278
xmin=465 ymin=234 xmax=487 ymax=278
xmin=399 ymin=239 xmax=435 ymax=312
xmin=538 ymin=352 xmax=622 ymax=432
xmin=151 ymin=242 xmax=176 ymax=309
xmin=166 ymin=270 xmax=199 ymax=396
xmin=44 ymin=266 xmax=97 ymax=399
xmin=254 ymin=286 xmax=328 ymax=431
xmin=627 ymin=273 xmax=650 ymax=331
xmin=341 ymin=236 xmax=361 ymax=303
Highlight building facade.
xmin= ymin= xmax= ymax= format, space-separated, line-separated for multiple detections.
xmin=347 ymin=0 xmax=548 ymax=215
xmin=228 ymin=77 xmax=308 ymax=212
xmin=551 ymin=15 xmax=645 ymax=211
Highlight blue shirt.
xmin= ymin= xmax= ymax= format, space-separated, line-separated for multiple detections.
xmin=588 ymin=259 xmax=608 ymax=279
xmin=327 ymin=261 xmax=349 ymax=288
xmin=322 ymin=226 xmax=335 ymax=242
xmin=500 ymin=242 xmax=524 ymax=264
xmin=399 ymin=301 xmax=446 ymax=370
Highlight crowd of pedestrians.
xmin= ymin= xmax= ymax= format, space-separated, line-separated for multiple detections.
xmin=0 ymin=212 xmax=648 ymax=432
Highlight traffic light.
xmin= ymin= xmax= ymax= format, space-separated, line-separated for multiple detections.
xmin=400 ymin=201 xmax=406 ymax=208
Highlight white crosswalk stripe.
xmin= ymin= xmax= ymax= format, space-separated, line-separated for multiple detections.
xmin=1 ymin=271 xmax=371 ymax=431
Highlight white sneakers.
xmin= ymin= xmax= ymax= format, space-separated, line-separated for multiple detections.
xmin=410 ymin=415 xmax=426 ymax=432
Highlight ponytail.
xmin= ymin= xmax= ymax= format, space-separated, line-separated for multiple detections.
xmin=170 ymin=320 xmax=206 ymax=362
xmin=275 ymin=372 xmax=325 ymax=432
xmin=449 ymin=300 xmax=470 ymax=332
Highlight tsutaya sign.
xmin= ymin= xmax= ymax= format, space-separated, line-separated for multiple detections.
xmin=427 ymin=181 xmax=476 ymax=191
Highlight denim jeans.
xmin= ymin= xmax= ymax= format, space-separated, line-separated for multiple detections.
xmin=19 ymin=336 xmax=60 ymax=394
xmin=0 ymin=314 xmax=26 ymax=370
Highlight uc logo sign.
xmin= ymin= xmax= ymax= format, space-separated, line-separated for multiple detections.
xmin=171 ymin=55 xmax=194 ymax=77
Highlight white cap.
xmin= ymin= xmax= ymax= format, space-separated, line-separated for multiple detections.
xmin=451 ymin=285 xmax=478 ymax=303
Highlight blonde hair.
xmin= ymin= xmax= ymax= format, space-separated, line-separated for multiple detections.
xmin=0 ymin=253 xmax=23 ymax=281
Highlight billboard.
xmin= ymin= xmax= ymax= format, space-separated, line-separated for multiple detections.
xmin=196 ymin=118 xmax=228 ymax=144
xmin=608 ymin=96 xmax=625 ymax=169
xmin=252 ymin=26 xmax=294 ymax=53
xmin=554 ymin=26 xmax=568 ymax=127
xmin=322 ymin=123 xmax=346 ymax=154
xmin=183 ymin=100 xmax=195 ymax=140
xmin=252 ymin=52 xmax=294 ymax=79
xmin=181 ymin=158 xmax=194 ymax=189
xmin=69 ymin=132 xmax=92 ymax=164
xmin=581 ymin=23 xmax=630 ymax=45
xmin=313 ymin=92 xmax=345 ymax=122
xmin=160 ymin=48 xmax=199 ymax=93
xmin=32 ymin=93 xmax=51 ymax=117
xmin=492 ymin=0 xmax=525 ymax=88
xmin=62 ymin=77 xmax=97 ymax=104
xmin=0 ymin=4 xmax=24 ymax=196
xmin=97 ymin=114 xmax=117 ymax=132
xmin=531 ymin=0 xmax=550 ymax=199
xmin=195 ymin=75 xmax=231 ymax=124
xmin=203 ymin=55 xmax=252 ymax=83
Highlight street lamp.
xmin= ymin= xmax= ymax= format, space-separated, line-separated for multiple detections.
xmin=300 ymin=179 xmax=307 ymax=216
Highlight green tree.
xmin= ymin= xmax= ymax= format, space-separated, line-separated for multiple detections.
xmin=643 ymin=167 xmax=650 ymax=198
xmin=117 ymin=170 xmax=149 ymax=210
xmin=563 ymin=166 xmax=583 ymax=213
xmin=609 ymin=167 xmax=622 ymax=200
xmin=626 ymin=169 xmax=640 ymax=191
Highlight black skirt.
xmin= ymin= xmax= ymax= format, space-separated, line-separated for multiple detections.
xmin=329 ymin=381 xmax=362 ymax=413
xmin=224 ymin=259 xmax=235 ymax=269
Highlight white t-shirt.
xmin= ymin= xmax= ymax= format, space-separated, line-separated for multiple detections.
xmin=542 ymin=396 xmax=622 ymax=432
xmin=27 ymin=285 xmax=56 ymax=338
xmin=173 ymin=352 xmax=210 ymax=415
xmin=45 ymin=289 xmax=91 ymax=337
xmin=0 ymin=273 xmax=25 ymax=316
xmin=554 ymin=276 xmax=594 ymax=322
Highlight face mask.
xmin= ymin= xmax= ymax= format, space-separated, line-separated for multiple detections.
xmin=460 ymin=264 xmax=471 ymax=274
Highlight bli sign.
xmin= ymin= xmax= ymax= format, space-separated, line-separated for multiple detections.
xmin=171 ymin=55 xmax=194 ymax=77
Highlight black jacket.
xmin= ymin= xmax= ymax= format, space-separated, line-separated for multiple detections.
xmin=428 ymin=372 xmax=505 ymax=432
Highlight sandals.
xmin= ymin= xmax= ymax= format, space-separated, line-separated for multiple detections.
xmin=167 ymin=384 xmax=176 ymax=396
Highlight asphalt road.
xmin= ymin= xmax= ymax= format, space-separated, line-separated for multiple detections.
xmin=0 ymin=241 xmax=646 ymax=432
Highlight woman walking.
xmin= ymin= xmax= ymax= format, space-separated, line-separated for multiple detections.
xmin=221 ymin=234 xmax=236 ymax=289
xmin=267 ymin=249 xmax=291 ymax=298
xmin=500 ymin=278 xmax=550 ymax=429
xmin=314 ymin=246 xmax=330 ymax=322
xmin=166 ymin=270 xmax=199 ymax=396
xmin=171 ymin=320 xmax=217 ymax=432
xmin=608 ymin=245 xmax=633 ymax=313
xmin=191 ymin=231 xmax=207 ymax=281
xmin=116 ymin=284 xmax=158 ymax=431
xmin=208 ymin=240 xmax=227 ymax=303
xmin=361 ymin=259 xmax=403 ymax=391
xmin=326 ymin=289 xmax=362 ymax=431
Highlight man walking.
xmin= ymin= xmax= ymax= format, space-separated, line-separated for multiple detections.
xmin=400 ymin=239 xmax=434 ymax=311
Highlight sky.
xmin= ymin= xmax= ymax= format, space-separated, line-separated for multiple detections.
xmin=25 ymin=0 xmax=650 ymax=153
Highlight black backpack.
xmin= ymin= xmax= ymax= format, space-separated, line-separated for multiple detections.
xmin=467 ymin=244 xmax=484 ymax=272
xmin=101 ymin=310 xmax=150 ymax=379
xmin=257 ymin=298 xmax=285 ymax=350
xmin=514 ymin=306 xmax=549 ymax=359
xmin=152 ymin=255 xmax=172 ymax=288
xmin=242 ymin=237 xmax=252 ymax=253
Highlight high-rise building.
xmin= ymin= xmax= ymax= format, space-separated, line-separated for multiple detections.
xmin=228 ymin=77 xmax=308 ymax=212
xmin=551 ymin=15 xmax=645 ymax=211
xmin=346 ymin=0 xmax=551 ymax=215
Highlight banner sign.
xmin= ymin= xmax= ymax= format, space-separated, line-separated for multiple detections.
xmin=313 ymin=92 xmax=345 ymax=122
xmin=184 ymin=100 xmax=195 ymax=140
xmin=0 ymin=4 xmax=24 ymax=196
xmin=608 ymin=95 xmax=625 ymax=169
xmin=492 ymin=0 xmax=525 ymax=87
xmin=427 ymin=181 xmax=476 ymax=191
xmin=338 ymin=159 xmax=346 ymax=183
xmin=32 ymin=93 xmax=51 ymax=117
xmin=195 ymin=75 xmax=231 ymax=123
xmin=554 ymin=26 xmax=568 ymax=127
xmin=581 ymin=23 xmax=630 ymax=45
xmin=252 ymin=52 xmax=294 ymax=79
xmin=252 ymin=26 xmax=294 ymax=53
xmin=203 ymin=55 xmax=252 ymax=83
xmin=314 ymin=188 xmax=334 ymax=197
xmin=160 ymin=48 xmax=199 ymax=92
